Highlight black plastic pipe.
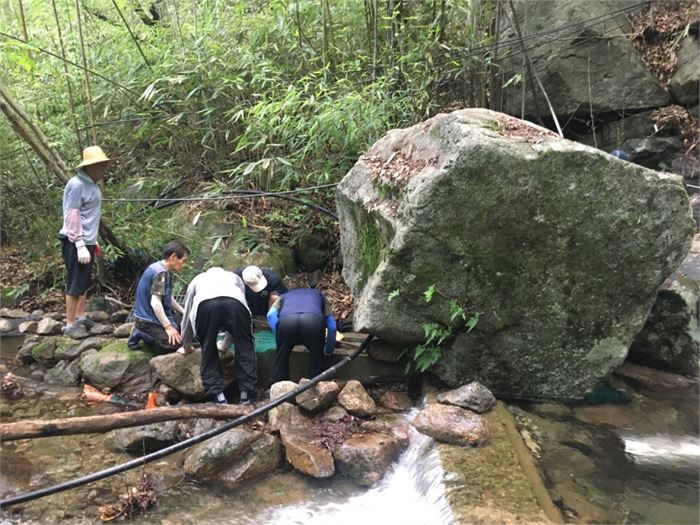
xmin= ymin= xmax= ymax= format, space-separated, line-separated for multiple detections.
xmin=0 ymin=334 xmax=374 ymax=508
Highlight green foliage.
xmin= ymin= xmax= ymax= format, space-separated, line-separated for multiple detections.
xmin=388 ymin=289 xmax=400 ymax=301
xmin=2 ymin=282 xmax=30 ymax=302
xmin=0 ymin=0 xmax=498 ymax=292
xmin=406 ymin=284 xmax=481 ymax=373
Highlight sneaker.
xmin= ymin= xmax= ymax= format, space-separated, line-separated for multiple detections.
xmin=75 ymin=316 xmax=95 ymax=330
xmin=63 ymin=323 xmax=90 ymax=340
xmin=210 ymin=392 xmax=228 ymax=405
xmin=239 ymin=390 xmax=254 ymax=406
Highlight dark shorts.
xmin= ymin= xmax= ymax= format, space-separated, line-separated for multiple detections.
xmin=60 ymin=237 xmax=96 ymax=296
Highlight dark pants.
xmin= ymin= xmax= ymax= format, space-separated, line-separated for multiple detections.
xmin=60 ymin=237 xmax=96 ymax=295
xmin=196 ymin=297 xmax=256 ymax=397
xmin=134 ymin=312 xmax=182 ymax=355
xmin=272 ymin=313 xmax=326 ymax=383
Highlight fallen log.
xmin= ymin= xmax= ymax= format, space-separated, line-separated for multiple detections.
xmin=0 ymin=404 xmax=252 ymax=442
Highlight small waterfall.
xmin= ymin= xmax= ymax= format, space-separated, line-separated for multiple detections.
xmin=264 ymin=408 xmax=454 ymax=525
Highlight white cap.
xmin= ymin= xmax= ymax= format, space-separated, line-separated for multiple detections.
xmin=242 ymin=266 xmax=267 ymax=293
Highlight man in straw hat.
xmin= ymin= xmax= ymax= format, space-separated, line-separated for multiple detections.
xmin=58 ymin=145 xmax=111 ymax=339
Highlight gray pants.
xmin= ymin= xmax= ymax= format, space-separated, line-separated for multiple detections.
xmin=195 ymin=297 xmax=256 ymax=397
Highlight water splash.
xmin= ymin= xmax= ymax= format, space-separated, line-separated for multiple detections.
xmin=263 ymin=410 xmax=454 ymax=525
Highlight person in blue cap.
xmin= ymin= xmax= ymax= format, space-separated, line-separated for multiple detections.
xmin=610 ymin=149 xmax=630 ymax=161
xmin=266 ymin=288 xmax=337 ymax=383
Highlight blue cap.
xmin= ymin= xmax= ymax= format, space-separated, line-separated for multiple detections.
xmin=610 ymin=149 xmax=629 ymax=161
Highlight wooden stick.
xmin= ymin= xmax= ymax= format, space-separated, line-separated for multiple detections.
xmin=0 ymin=404 xmax=252 ymax=442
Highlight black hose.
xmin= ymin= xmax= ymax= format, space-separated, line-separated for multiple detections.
xmin=0 ymin=334 xmax=374 ymax=509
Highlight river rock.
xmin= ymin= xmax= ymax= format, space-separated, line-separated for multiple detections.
xmin=0 ymin=319 xmax=14 ymax=333
xmin=273 ymin=403 xmax=334 ymax=478
xmin=106 ymin=421 xmax=180 ymax=454
xmin=295 ymin=379 xmax=340 ymax=413
xmin=90 ymin=324 xmax=114 ymax=335
xmin=110 ymin=310 xmax=130 ymax=324
xmin=86 ymin=310 xmax=110 ymax=323
xmin=0 ymin=308 xmax=29 ymax=318
xmin=18 ymin=320 xmax=37 ymax=334
xmin=412 ymin=404 xmax=490 ymax=447
xmin=323 ymin=405 xmax=348 ymax=421
xmin=30 ymin=338 xmax=59 ymax=367
xmin=79 ymin=342 xmax=152 ymax=391
xmin=669 ymin=35 xmax=700 ymax=106
xmin=183 ymin=427 xmax=281 ymax=485
xmin=36 ymin=318 xmax=63 ymax=336
xmin=270 ymin=380 xmax=298 ymax=400
xmin=337 ymin=380 xmax=376 ymax=417
xmin=113 ymin=322 xmax=134 ymax=338
xmin=151 ymin=349 xmax=233 ymax=398
xmin=337 ymin=108 xmax=693 ymax=400
xmin=378 ymin=390 xmax=413 ymax=411
xmin=334 ymin=432 xmax=401 ymax=486
xmin=16 ymin=335 xmax=41 ymax=364
xmin=437 ymin=382 xmax=496 ymax=414
xmin=44 ymin=359 xmax=82 ymax=386
xmin=76 ymin=337 xmax=105 ymax=354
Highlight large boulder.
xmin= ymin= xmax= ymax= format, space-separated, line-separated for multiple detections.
xmin=333 ymin=432 xmax=402 ymax=486
xmin=497 ymin=0 xmax=670 ymax=118
xmin=79 ymin=342 xmax=152 ymax=391
xmin=150 ymin=349 xmax=234 ymax=398
xmin=336 ymin=109 xmax=693 ymax=400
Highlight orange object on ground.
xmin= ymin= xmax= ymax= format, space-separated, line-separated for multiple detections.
xmin=81 ymin=384 xmax=111 ymax=403
xmin=145 ymin=391 xmax=158 ymax=409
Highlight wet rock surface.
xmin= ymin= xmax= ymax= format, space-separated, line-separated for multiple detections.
xmin=412 ymin=404 xmax=490 ymax=447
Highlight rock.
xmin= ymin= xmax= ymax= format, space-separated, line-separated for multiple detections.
xmin=412 ymin=404 xmax=489 ymax=447
xmin=54 ymin=338 xmax=83 ymax=361
xmin=183 ymin=428 xmax=281 ymax=485
xmin=269 ymin=381 xmax=298 ymax=401
xmin=45 ymin=360 xmax=82 ymax=386
xmin=106 ymin=421 xmax=180 ymax=454
xmin=0 ymin=319 xmax=14 ymax=333
xmin=86 ymin=310 xmax=110 ymax=323
xmin=378 ymin=390 xmax=413 ymax=411
xmin=619 ymin=136 xmax=685 ymax=170
xmin=158 ymin=383 xmax=182 ymax=405
xmin=337 ymin=380 xmax=376 ymax=417
xmin=293 ymin=231 xmax=332 ymax=271
xmin=151 ymin=349 xmax=233 ymax=398
xmin=628 ymin=290 xmax=699 ymax=376
xmin=295 ymin=379 xmax=340 ymax=413
xmin=437 ymin=382 xmax=496 ymax=413
xmin=16 ymin=335 xmax=41 ymax=364
xmin=498 ymin=0 xmax=669 ymax=118
xmin=273 ymin=403 xmax=334 ymax=478
xmin=113 ymin=322 xmax=134 ymax=338
xmin=0 ymin=308 xmax=29 ymax=318
xmin=334 ymin=432 xmax=401 ymax=486
xmin=76 ymin=337 xmax=105 ymax=354
xmin=30 ymin=309 xmax=44 ymax=318
xmin=323 ymin=405 xmax=348 ymax=421
xmin=268 ymin=402 xmax=295 ymax=433
xmin=110 ymin=310 xmax=130 ymax=324
xmin=337 ymin=108 xmax=693 ymax=400
xmin=79 ymin=342 xmax=152 ymax=391
xmin=36 ymin=318 xmax=63 ymax=336
xmin=89 ymin=324 xmax=114 ymax=335
xmin=669 ymin=36 xmax=700 ymax=106
xmin=30 ymin=338 xmax=59 ymax=367
xmin=18 ymin=321 xmax=37 ymax=334
xmin=367 ymin=338 xmax=404 ymax=362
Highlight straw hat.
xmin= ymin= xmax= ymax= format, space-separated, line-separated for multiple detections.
xmin=77 ymin=145 xmax=110 ymax=168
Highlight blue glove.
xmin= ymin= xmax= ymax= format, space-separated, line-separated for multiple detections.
xmin=267 ymin=307 xmax=279 ymax=334
xmin=324 ymin=315 xmax=336 ymax=356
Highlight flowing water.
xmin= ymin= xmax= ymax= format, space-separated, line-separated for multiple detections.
xmin=0 ymin=336 xmax=452 ymax=524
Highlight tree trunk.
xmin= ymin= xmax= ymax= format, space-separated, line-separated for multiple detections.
xmin=0 ymin=404 xmax=252 ymax=441
xmin=0 ymin=81 xmax=129 ymax=255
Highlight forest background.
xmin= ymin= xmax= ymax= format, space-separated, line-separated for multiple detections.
xmin=1 ymin=0 xmax=503 ymax=309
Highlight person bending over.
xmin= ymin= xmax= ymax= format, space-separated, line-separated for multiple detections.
xmin=266 ymin=288 xmax=336 ymax=384
xmin=234 ymin=265 xmax=288 ymax=316
xmin=181 ymin=267 xmax=256 ymax=405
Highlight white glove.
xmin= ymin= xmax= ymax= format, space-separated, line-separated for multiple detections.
xmin=76 ymin=242 xmax=91 ymax=264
